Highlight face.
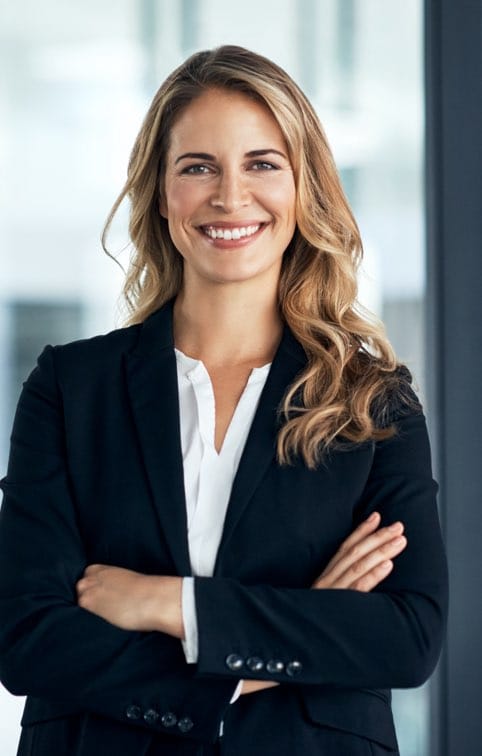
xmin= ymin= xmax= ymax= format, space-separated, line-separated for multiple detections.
xmin=161 ymin=88 xmax=296 ymax=289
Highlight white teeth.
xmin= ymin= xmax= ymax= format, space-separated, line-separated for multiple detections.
xmin=203 ymin=224 xmax=261 ymax=240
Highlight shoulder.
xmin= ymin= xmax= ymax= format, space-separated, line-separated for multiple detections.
xmin=351 ymin=351 xmax=423 ymax=428
xmin=27 ymin=300 xmax=174 ymax=390
xmin=377 ymin=365 xmax=423 ymax=427
xmin=31 ymin=321 xmax=143 ymax=388
xmin=51 ymin=321 xmax=141 ymax=363
xmin=51 ymin=324 xmax=142 ymax=364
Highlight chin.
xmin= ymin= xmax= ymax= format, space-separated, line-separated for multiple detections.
xmin=209 ymin=270 xmax=274 ymax=286
xmin=207 ymin=259 xmax=282 ymax=284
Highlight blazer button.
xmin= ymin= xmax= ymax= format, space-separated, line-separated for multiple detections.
xmin=143 ymin=708 xmax=159 ymax=725
xmin=246 ymin=656 xmax=264 ymax=672
xmin=225 ymin=653 xmax=244 ymax=671
xmin=286 ymin=660 xmax=303 ymax=677
xmin=161 ymin=712 xmax=177 ymax=728
xmin=266 ymin=659 xmax=285 ymax=674
xmin=178 ymin=716 xmax=194 ymax=733
xmin=125 ymin=705 xmax=141 ymax=720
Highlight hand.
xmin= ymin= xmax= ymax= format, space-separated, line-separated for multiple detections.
xmin=312 ymin=511 xmax=407 ymax=592
xmin=239 ymin=513 xmax=405 ymax=698
xmin=76 ymin=565 xmax=184 ymax=637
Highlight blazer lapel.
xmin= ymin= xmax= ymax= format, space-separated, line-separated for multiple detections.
xmin=123 ymin=298 xmax=192 ymax=577
xmin=124 ymin=297 xmax=308 ymax=579
xmin=214 ymin=322 xmax=307 ymax=574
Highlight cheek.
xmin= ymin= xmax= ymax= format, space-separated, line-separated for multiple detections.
xmin=164 ymin=181 xmax=204 ymax=219
xmin=264 ymin=181 xmax=296 ymax=222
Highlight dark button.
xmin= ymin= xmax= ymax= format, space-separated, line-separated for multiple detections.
xmin=161 ymin=711 xmax=177 ymax=728
xmin=143 ymin=708 xmax=159 ymax=725
xmin=266 ymin=659 xmax=285 ymax=674
xmin=125 ymin=704 xmax=141 ymax=720
xmin=178 ymin=716 xmax=194 ymax=733
xmin=286 ymin=660 xmax=303 ymax=677
xmin=246 ymin=656 xmax=264 ymax=672
xmin=225 ymin=653 xmax=244 ymax=671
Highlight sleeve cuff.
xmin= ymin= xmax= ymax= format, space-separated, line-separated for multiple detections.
xmin=181 ymin=576 xmax=199 ymax=663
xmin=229 ymin=679 xmax=244 ymax=703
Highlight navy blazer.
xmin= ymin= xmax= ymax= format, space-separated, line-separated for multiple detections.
xmin=0 ymin=298 xmax=448 ymax=756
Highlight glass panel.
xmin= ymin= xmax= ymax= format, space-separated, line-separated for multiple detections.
xmin=0 ymin=2 xmax=426 ymax=753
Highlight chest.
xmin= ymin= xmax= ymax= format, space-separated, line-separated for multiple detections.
xmin=65 ymin=353 xmax=375 ymax=580
xmin=208 ymin=366 xmax=255 ymax=454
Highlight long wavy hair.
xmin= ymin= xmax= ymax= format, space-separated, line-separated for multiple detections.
xmin=103 ymin=45 xmax=409 ymax=469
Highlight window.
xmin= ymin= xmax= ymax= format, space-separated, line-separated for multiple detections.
xmin=0 ymin=3 xmax=428 ymax=752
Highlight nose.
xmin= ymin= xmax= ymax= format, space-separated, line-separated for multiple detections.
xmin=209 ymin=170 xmax=250 ymax=212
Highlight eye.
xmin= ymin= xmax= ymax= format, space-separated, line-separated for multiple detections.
xmin=250 ymin=161 xmax=278 ymax=171
xmin=181 ymin=164 xmax=213 ymax=175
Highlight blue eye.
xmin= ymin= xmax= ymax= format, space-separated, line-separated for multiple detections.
xmin=182 ymin=164 xmax=211 ymax=174
xmin=251 ymin=161 xmax=277 ymax=170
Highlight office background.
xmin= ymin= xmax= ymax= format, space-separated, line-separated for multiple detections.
xmin=1 ymin=1 xmax=480 ymax=754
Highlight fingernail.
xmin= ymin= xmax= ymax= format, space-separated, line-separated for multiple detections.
xmin=382 ymin=560 xmax=392 ymax=570
xmin=367 ymin=512 xmax=379 ymax=523
xmin=392 ymin=536 xmax=406 ymax=547
xmin=388 ymin=522 xmax=403 ymax=533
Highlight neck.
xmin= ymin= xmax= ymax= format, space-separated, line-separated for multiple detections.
xmin=172 ymin=282 xmax=283 ymax=369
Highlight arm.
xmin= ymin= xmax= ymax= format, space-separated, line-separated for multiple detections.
xmin=0 ymin=346 xmax=236 ymax=741
xmin=72 ymin=385 xmax=440 ymax=694
xmin=192 ymin=410 xmax=448 ymax=690
xmin=75 ymin=505 xmax=411 ymax=693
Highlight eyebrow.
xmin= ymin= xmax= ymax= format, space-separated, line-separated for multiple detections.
xmin=174 ymin=148 xmax=288 ymax=165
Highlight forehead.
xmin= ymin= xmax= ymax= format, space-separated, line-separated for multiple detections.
xmin=167 ymin=88 xmax=287 ymax=154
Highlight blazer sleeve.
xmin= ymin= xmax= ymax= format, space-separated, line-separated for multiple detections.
xmin=0 ymin=345 xmax=236 ymax=742
xmin=193 ymin=394 xmax=449 ymax=690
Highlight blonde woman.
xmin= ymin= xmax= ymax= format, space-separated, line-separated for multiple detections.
xmin=0 ymin=46 xmax=447 ymax=756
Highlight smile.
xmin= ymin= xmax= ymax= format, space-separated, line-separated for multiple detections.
xmin=200 ymin=223 xmax=265 ymax=241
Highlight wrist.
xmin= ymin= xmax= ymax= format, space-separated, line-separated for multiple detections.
xmin=240 ymin=680 xmax=279 ymax=695
xmin=153 ymin=575 xmax=184 ymax=638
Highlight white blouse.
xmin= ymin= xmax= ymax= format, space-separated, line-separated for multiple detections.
xmin=174 ymin=347 xmax=271 ymax=686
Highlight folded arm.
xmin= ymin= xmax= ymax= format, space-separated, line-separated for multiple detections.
xmin=193 ymin=412 xmax=448 ymax=690
xmin=0 ymin=346 xmax=236 ymax=741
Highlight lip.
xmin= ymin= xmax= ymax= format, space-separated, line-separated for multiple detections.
xmin=198 ymin=220 xmax=268 ymax=229
xmin=197 ymin=221 xmax=269 ymax=249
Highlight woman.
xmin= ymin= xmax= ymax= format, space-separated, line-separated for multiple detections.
xmin=0 ymin=46 xmax=447 ymax=755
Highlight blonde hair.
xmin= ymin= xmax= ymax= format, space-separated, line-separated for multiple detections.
xmin=103 ymin=45 xmax=411 ymax=469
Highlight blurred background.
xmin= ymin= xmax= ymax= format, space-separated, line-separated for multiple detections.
xmin=0 ymin=0 xmax=431 ymax=753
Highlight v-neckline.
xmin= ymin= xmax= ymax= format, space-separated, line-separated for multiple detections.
xmin=174 ymin=347 xmax=272 ymax=458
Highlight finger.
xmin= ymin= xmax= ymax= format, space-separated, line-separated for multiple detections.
xmin=76 ymin=577 xmax=93 ymax=594
xmin=77 ymin=590 xmax=92 ymax=609
xmin=320 ymin=512 xmax=382 ymax=574
xmin=335 ymin=534 xmax=407 ymax=590
xmin=336 ymin=512 xmax=381 ymax=554
xmin=348 ymin=559 xmax=394 ymax=593
xmin=319 ymin=521 xmax=405 ymax=584
xmin=313 ymin=527 xmax=406 ymax=589
xmin=84 ymin=564 xmax=104 ymax=575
